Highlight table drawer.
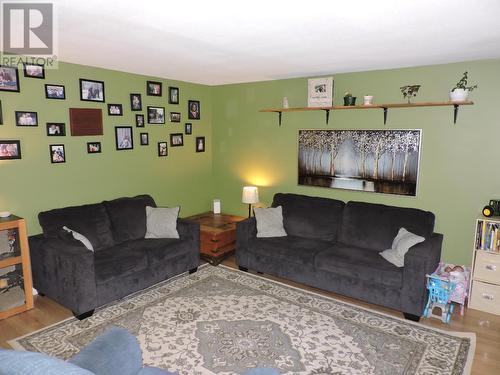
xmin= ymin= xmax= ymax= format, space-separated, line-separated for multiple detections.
xmin=200 ymin=230 xmax=236 ymax=252
xmin=474 ymin=251 xmax=500 ymax=284
xmin=470 ymin=281 xmax=500 ymax=315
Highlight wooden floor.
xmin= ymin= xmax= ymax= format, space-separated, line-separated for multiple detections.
xmin=1 ymin=256 xmax=499 ymax=375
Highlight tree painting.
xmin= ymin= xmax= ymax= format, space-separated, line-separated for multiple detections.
xmin=298 ymin=129 xmax=421 ymax=196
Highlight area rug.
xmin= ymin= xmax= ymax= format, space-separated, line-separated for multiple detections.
xmin=10 ymin=265 xmax=475 ymax=374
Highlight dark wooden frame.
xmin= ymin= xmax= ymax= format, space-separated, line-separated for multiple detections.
xmin=168 ymin=87 xmax=179 ymax=104
xmin=158 ymin=141 xmax=168 ymax=157
xmin=115 ymin=126 xmax=134 ymax=151
xmin=185 ymin=123 xmax=192 ymax=135
xmin=79 ymin=78 xmax=105 ymax=102
xmin=49 ymin=144 xmax=65 ymax=163
xmin=107 ymin=104 xmax=123 ymax=116
xmin=23 ymin=63 xmax=45 ymax=79
xmin=87 ymin=142 xmax=101 ymax=154
xmin=188 ymin=100 xmax=200 ymax=120
xmin=44 ymin=84 xmax=66 ymax=100
xmin=170 ymin=133 xmax=184 ymax=147
xmin=46 ymin=123 xmax=66 ymax=136
xmin=140 ymin=132 xmax=149 ymax=145
xmin=15 ymin=111 xmax=38 ymax=126
xmin=170 ymin=112 xmax=181 ymax=122
xmin=147 ymin=106 xmax=165 ymax=124
xmin=69 ymin=108 xmax=103 ymax=136
xmin=146 ymin=81 xmax=162 ymax=96
xmin=135 ymin=114 xmax=145 ymax=127
xmin=0 ymin=140 xmax=21 ymax=160
xmin=196 ymin=136 xmax=205 ymax=152
xmin=130 ymin=93 xmax=142 ymax=111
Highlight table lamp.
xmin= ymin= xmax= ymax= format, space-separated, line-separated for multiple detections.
xmin=242 ymin=186 xmax=259 ymax=218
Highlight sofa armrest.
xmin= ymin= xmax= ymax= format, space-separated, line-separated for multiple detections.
xmin=235 ymin=218 xmax=257 ymax=267
xmin=401 ymin=233 xmax=443 ymax=316
xmin=177 ymin=218 xmax=200 ymax=242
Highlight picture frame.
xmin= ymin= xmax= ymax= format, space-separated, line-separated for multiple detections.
xmin=46 ymin=123 xmax=66 ymax=136
xmin=158 ymin=141 xmax=168 ymax=157
xmin=184 ymin=123 xmax=192 ymax=135
xmin=115 ymin=126 xmax=133 ymax=150
xmin=0 ymin=100 xmax=3 ymax=125
xmin=0 ymin=140 xmax=21 ymax=160
xmin=107 ymin=104 xmax=123 ymax=116
xmin=170 ymin=112 xmax=181 ymax=122
xmin=146 ymin=81 xmax=162 ymax=96
xmin=15 ymin=111 xmax=38 ymax=126
xmin=168 ymin=87 xmax=179 ymax=104
xmin=45 ymin=84 xmax=66 ymax=100
xmin=196 ymin=136 xmax=205 ymax=152
xmin=23 ymin=63 xmax=45 ymax=79
xmin=79 ymin=78 xmax=105 ymax=102
xmin=136 ymin=114 xmax=145 ymax=127
xmin=130 ymin=93 xmax=142 ymax=111
xmin=147 ymin=106 xmax=165 ymax=124
xmin=49 ymin=144 xmax=65 ymax=163
xmin=140 ymin=133 xmax=149 ymax=145
xmin=87 ymin=142 xmax=101 ymax=154
xmin=307 ymin=77 xmax=334 ymax=107
xmin=188 ymin=100 xmax=200 ymax=120
xmin=0 ymin=66 xmax=20 ymax=92
xmin=170 ymin=133 xmax=184 ymax=147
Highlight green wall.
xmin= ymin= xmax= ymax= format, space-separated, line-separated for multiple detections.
xmin=0 ymin=61 xmax=213 ymax=234
xmin=212 ymin=59 xmax=500 ymax=265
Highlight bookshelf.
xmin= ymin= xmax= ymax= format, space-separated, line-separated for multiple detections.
xmin=468 ymin=216 xmax=500 ymax=315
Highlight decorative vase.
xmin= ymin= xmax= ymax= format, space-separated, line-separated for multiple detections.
xmin=344 ymin=96 xmax=357 ymax=106
xmin=449 ymin=89 xmax=469 ymax=102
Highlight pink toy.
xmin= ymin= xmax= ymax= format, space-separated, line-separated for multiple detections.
xmin=432 ymin=262 xmax=470 ymax=316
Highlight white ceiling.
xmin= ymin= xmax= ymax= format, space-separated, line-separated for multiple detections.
xmin=54 ymin=0 xmax=500 ymax=85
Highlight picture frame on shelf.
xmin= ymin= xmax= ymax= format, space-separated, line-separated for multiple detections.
xmin=0 ymin=140 xmax=21 ymax=160
xmin=49 ymin=144 xmax=65 ymax=163
xmin=46 ymin=123 xmax=66 ymax=136
xmin=146 ymin=81 xmax=162 ymax=96
xmin=196 ymin=136 xmax=205 ymax=152
xmin=15 ymin=111 xmax=38 ymax=126
xmin=170 ymin=133 xmax=183 ymax=147
xmin=79 ymin=78 xmax=105 ymax=102
xmin=23 ymin=63 xmax=45 ymax=79
xmin=147 ymin=106 xmax=165 ymax=124
xmin=185 ymin=123 xmax=192 ymax=135
xmin=130 ymin=93 xmax=142 ymax=111
xmin=115 ymin=126 xmax=133 ymax=150
xmin=140 ymin=133 xmax=149 ymax=145
xmin=0 ymin=66 xmax=20 ymax=92
xmin=158 ymin=141 xmax=168 ymax=157
xmin=45 ymin=84 xmax=66 ymax=99
xmin=188 ymin=100 xmax=200 ymax=120
xmin=87 ymin=142 xmax=101 ymax=154
xmin=170 ymin=112 xmax=181 ymax=122
xmin=107 ymin=104 xmax=123 ymax=116
xmin=168 ymin=87 xmax=179 ymax=104
xmin=136 ymin=114 xmax=145 ymax=127
xmin=307 ymin=77 xmax=334 ymax=107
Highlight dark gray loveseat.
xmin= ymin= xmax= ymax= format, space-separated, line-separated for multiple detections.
xmin=29 ymin=195 xmax=200 ymax=319
xmin=236 ymin=193 xmax=442 ymax=320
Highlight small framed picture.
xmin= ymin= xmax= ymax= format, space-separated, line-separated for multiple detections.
xmin=188 ymin=100 xmax=200 ymax=120
xmin=147 ymin=81 xmax=162 ymax=96
xmin=170 ymin=112 xmax=181 ymax=122
xmin=170 ymin=133 xmax=184 ymax=147
xmin=115 ymin=126 xmax=133 ymax=150
xmin=49 ymin=144 xmax=65 ymax=163
xmin=23 ymin=63 xmax=45 ymax=79
xmin=0 ymin=100 xmax=3 ymax=124
xmin=107 ymin=104 xmax=123 ymax=116
xmin=45 ymin=84 xmax=66 ymax=99
xmin=80 ymin=78 xmax=105 ymax=102
xmin=168 ymin=87 xmax=179 ymax=104
xmin=185 ymin=123 xmax=192 ymax=135
xmin=140 ymin=133 xmax=149 ymax=145
xmin=158 ymin=141 xmax=168 ymax=157
xmin=15 ymin=111 xmax=38 ymax=126
xmin=46 ymin=123 xmax=66 ymax=136
xmin=0 ymin=66 xmax=20 ymax=92
xmin=147 ymin=106 xmax=165 ymax=124
xmin=136 ymin=114 xmax=145 ymax=127
xmin=196 ymin=136 xmax=205 ymax=152
xmin=0 ymin=140 xmax=21 ymax=160
xmin=130 ymin=93 xmax=142 ymax=111
xmin=87 ymin=142 xmax=101 ymax=154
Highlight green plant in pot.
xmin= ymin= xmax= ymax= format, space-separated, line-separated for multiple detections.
xmin=450 ymin=71 xmax=477 ymax=102
xmin=343 ymin=92 xmax=356 ymax=106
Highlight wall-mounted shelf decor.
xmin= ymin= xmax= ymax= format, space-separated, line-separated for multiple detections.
xmin=260 ymin=100 xmax=474 ymax=126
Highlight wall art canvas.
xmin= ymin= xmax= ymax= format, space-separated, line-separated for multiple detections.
xmin=298 ymin=129 xmax=421 ymax=196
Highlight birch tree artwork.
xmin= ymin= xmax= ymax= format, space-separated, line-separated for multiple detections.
xmin=298 ymin=129 xmax=421 ymax=196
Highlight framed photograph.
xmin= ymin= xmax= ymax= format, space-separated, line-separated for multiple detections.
xmin=130 ymin=93 xmax=142 ymax=111
xmin=0 ymin=66 xmax=20 ymax=92
xmin=307 ymin=77 xmax=334 ymax=107
xmin=49 ymin=144 xmax=65 ymax=163
xmin=80 ymin=79 xmax=105 ymax=102
xmin=188 ymin=100 xmax=200 ymax=120
xmin=0 ymin=100 xmax=3 ymax=125
xmin=136 ymin=114 xmax=145 ymax=127
xmin=170 ymin=133 xmax=183 ymax=147
xmin=107 ymin=104 xmax=123 ymax=116
xmin=87 ymin=142 xmax=101 ymax=154
xmin=140 ymin=133 xmax=149 ymax=145
xmin=46 ymin=123 xmax=66 ymax=136
xmin=168 ymin=87 xmax=179 ymax=104
xmin=45 ymin=84 xmax=66 ymax=99
xmin=147 ymin=106 xmax=165 ymax=124
xmin=196 ymin=136 xmax=205 ymax=152
xmin=115 ymin=126 xmax=133 ymax=150
xmin=15 ymin=111 xmax=38 ymax=126
xmin=23 ymin=63 xmax=45 ymax=79
xmin=298 ymin=129 xmax=422 ymax=196
xmin=185 ymin=123 xmax=192 ymax=135
xmin=147 ymin=81 xmax=162 ymax=96
xmin=170 ymin=112 xmax=181 ymax=122
xmin=0 ymin=140 xmax=21 ymax=160
xmin=158 ymin=142 xmax=168 ymax=157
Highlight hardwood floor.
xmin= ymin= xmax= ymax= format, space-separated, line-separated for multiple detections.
xmin=1 ymin=257 xmax=499 ymax=374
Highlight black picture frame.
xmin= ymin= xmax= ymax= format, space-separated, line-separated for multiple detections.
xmin=46 ymin=123 xmax=66 ymax=136
xmin=23 ymin=63 xmax=45 ymax=79
xmin=15 ymin=111 xmax=38 ymax=126
xmin=45 ymin=84 xmax=66 ymax=99
xmin=87 ymin=142 xmax=101 ymax=154
xmin=170 ymin=112 xmax=181 ymax=123
xmin=0 ymin=100 xmax=3 ymax=124
xmin=196 ymin=136 xmax=205 ymax=152
xmin=107 ymin=104 xmax=123 ymax=116
xmin=146 ymin=81 xmax=162 ymax=96
xmin=0 ymin=66 xmax=20 ymax=92
xmin=168 ymin=87 xmax=179 ymax=104
xmin=115 ymin=126 xmax=133 ymax=150
xmin=185 ymin=123 xmax=192 ymax=135
xmin=136 ymin=114 xmax=145 ymax=127
xmin=130 ymin=93 xmax=142 ymax=111
xmin=0 ymin=140 xmax=21 ymax=160
xmin=49 ymin=144 xmax=65 ymax=163
xmin=79 ymin=78 xmax=105 ymax=102
xmin=140 ymin=133 xmax=149 ymax=145
xmin=188 ymin=100 xmax=200 ymax=120
xmin=170 ymin=133 xmax=184 ymax=147
xmin=158 ymin=141 xmax=168 ymax=157
xmin=147 ymin=106 xmax=165 ymax=124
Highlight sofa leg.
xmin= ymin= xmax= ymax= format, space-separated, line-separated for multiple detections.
xmin=189 ymin=267 xmax=198 ymax=274
xmin=239 ymin=266 xmax=248 ymax=272
xmin=73 ymin=310 xmax=94 ymax=320
xmin=256 ymin=271 xmax=263 ymax=274
xmin=403 ymin=313 xmax=421 ymax=322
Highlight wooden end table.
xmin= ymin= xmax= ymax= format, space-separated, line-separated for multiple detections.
xmin=186 ymin=212 xmax=245 ymax=266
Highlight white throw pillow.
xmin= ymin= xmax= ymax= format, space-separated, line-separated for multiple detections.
xmin=379 ymin=227 xmax=425 ymax=267
xmin=145 ymin=206 xmax=180 ymax=239
xmin=254 ymin=206 xmax=287 ymax=238
xmin=62 ymin=226 xmax=94 ymax=251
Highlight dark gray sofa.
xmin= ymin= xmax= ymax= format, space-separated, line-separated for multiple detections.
xmin=29 ymin=195 xmax=200 ymax=319
xmin=236 ymin=193 xmax=443 ymax=321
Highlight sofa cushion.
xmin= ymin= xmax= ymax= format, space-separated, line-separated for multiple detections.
xmin=338 ymin=201 xmax=435 ymax=251
xmin=103 ymin=195 xmax=156 ymax=243
xmin=94 ymin=245 xmax=148 ymax=283
xmin=315 ymin=243 xmax=403 ymax=286
xmin=272 ymin=193 xmax=344 ymax=242
xmin=125 ymin=238 xmax=189 ymax=264
xmin=39 ymin=203 xmax=114 ymax=251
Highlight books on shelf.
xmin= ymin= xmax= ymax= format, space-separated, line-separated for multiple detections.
xmin=476 ymin=219 xmax=500 ymax=252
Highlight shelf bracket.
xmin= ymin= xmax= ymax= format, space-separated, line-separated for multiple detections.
xmin=382 ymin=107 xmax=388 ymax=124
xmin=277 ymin=111 xmax=282 ymax=126
xmin=453 ymin=104 xmax=459 ymax=124
xmin=323 ymin=109 xmax=330 ymax=125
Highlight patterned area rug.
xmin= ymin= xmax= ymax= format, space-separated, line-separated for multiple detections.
xmin=10 ymin=265 xmax=475 ymax=374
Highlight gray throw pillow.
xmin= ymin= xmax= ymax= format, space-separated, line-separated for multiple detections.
xmin=254 ymin=206 xmax=287 ymax=238
xmin=145 ymin=206 xmax=180 ymax=239
xmin=379 ymin=227 xmax=425 ymax=267
xmin=62 ymin=226 xmax=94 ymax=251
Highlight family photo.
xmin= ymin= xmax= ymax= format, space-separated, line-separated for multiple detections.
xmin=23 ymin=64 xmax=45 ymax=78
xmin=80 ymin=79 xmax=105 ymax=102
xmin=188 ymin=100 xmax=200 ymax=120
xmin=0 ymin=66 xmax=20 ymax=92
xmin=115 ymin=127 xmax=133 ymax=150
xmin=170 ymin=133 xmax=183 ymax=147
xmin=46 ymin=123 xmax=65 ymax=136
xmin=16 ymin=111 xmax=38 ymax=126
xmin=158 ymin=142 xmax=168 ymax=156
xmin=168 ymin=87 xmax=179 ymax=104
xmin=170 ymin=112 xmax=181 ymax=122
xmin=0 ymin=140 xmax=21 ymax=160
xmin=50 ymin=145 xmax=65 ymax=163
xmin=108 ymin=104 xmax=123 ymax=116
xmin=45 ymin=85 xmax=66 ymax=99
xmin=148 ymin=106 xmax=165 ymax=124
xmin=87 ymin=142 xmax=101 ymax=153
xmin=147 ymin=81 xmax=162 ymax=96
xmin=130 ymin=93 xmax=142 ymax=111
xmin=196 ymin=136 xmax=205 ymax=152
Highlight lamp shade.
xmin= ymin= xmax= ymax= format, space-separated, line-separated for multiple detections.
xmin=242 ymin=186 xmax=259 ymax=204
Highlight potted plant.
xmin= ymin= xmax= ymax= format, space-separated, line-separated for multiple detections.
xmin=343 ymin=92 xmax=356 ymax=106
xmin=450 ymin=71 xmax=477 ymax=102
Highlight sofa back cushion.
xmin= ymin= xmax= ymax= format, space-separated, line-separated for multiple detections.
xmin=272 ymin=193 xmax=344 ymax=241
xmin=103 ymin=195 xmax=156 ymax=243
xmin=39 ymin=203 xmax=114 ymax=252
xmin=338 ymin=201 xmax=435 ymax=251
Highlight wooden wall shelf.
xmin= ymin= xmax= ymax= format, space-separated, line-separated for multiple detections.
xmin=259 ymin=100 xmax=474 ymax=126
